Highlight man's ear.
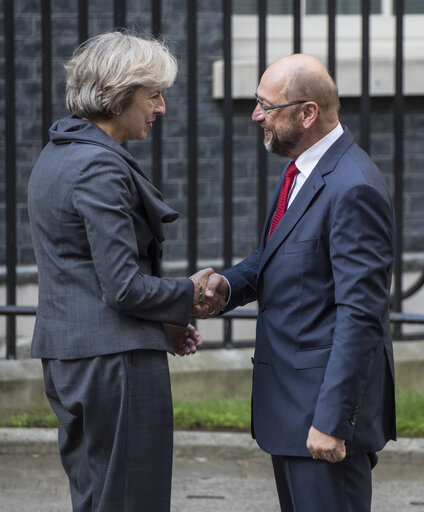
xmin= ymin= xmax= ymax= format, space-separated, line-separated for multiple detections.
xmin=302 ymin=101 xmax=319 ymax=129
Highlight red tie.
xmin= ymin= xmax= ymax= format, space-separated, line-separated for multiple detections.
xmin=269 ymin=161 xmax=299 ymax=237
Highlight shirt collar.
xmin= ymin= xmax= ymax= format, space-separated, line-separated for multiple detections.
xmin=295 ymin=123 xmax=344 ymax=179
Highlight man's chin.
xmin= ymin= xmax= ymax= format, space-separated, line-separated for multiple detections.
xmin=264 ymin=138 xmax=273 ymax=153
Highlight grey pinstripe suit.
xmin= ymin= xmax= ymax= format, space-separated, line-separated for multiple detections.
xmin=28 ymin=115 xmax=193 ymax=511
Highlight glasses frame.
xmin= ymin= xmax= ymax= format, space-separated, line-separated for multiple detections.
xmin=255 ymin=93 xmax=309 ymax=114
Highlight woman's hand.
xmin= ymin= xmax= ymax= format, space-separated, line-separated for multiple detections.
xmin=166 ymin=323 xmax=203 ymax=356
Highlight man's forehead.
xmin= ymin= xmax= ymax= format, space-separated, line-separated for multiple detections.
xmin=257 ymin=79 xmax=286 ymax=104
xmin=259 ymin=64 xmax=287 ymax=90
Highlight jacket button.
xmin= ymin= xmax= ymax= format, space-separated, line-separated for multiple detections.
xmin=259 ymin=303 xmax=266 ymax=312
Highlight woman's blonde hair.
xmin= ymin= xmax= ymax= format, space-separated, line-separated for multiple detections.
xmin=65 ymin=30 xmax=178 ymax=118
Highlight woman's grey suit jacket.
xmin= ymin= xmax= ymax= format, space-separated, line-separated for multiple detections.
xmin=28 ymin=116 xmax=193 ymax=360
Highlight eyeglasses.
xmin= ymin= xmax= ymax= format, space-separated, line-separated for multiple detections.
xmin=255 ymin=93 xmax=308 ymax=114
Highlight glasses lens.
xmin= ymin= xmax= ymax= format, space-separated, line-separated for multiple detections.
xmin=255 ymin=94 xmax=267 ymax=113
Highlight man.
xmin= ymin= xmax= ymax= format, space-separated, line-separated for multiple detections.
xmin=201 ymin=54 xmax=396 ymax=511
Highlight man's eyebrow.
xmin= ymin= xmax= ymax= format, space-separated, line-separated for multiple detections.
xmin=256 ymin=93 xmax=274 ymax=105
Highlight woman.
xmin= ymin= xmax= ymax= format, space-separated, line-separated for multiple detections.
xmin=28 ymin=31 xmax=217 ymax=512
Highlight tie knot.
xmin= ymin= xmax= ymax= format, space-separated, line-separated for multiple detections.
xmin=286 ymin=161 xmax=299 ymax=178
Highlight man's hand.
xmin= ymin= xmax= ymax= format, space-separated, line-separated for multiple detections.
xmin=166 ymin=324 xmax=203 ymax=356
xmin=191 ymin=272 xmax=229 ymax=319
xmin=190 ymin=267 xmax=215 ymax=318
xmin=306 ymin=426 xmax=346 ymax=463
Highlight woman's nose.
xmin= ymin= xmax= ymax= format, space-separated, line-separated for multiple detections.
xmin=156 ymin=95 xmax=166 ymax=115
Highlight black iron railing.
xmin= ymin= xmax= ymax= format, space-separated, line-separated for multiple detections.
xmin=2 ymin=0 xmax=424 ymax=358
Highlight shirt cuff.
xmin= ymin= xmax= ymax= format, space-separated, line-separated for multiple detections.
xmin=222 ymin=275 xmax=231 ymax=310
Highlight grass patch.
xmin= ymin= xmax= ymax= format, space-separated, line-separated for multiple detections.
xmin=0 ymin=411 xmax=58 ymax=428
xmin=1 ymin=393 xmax=423 ymax=437
xmin=395 ymin=392 xmax=424 ymax=438
xmin=173 ymin=399 xmax=250 ymax=431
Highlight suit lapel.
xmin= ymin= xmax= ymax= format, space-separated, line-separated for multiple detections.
xmin=100 ymin=138 xmax=180 ymax=244
xmin=258 ymin=126 xmax=355 ymax=277
xmin=258 ymin=171 xmax=325 ymax=276
xmin=69 ymin=120 xmax=180 ymax=245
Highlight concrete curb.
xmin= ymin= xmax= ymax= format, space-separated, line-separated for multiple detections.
xmin=0 ymin=428 xmax=58 ymax=455
xmin=1 ymin=428 xmax=423 ymax=465
xmin=1 ymin=343 xmax=424 ymax=419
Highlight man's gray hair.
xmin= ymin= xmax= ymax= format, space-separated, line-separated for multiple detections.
xmin=65 ymin=30 xmax=178 ymax=119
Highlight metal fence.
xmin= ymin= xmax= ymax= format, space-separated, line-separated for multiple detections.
xmin=2 ymin=0 xmax=424 ymax=358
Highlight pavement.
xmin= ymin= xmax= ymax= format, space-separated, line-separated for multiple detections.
xmin=1 ymin=429 xmax=424 ymax=511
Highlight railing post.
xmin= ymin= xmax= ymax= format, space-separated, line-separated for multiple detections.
xmin=78 ymin=0 xmax=88 ymax=45
xmin=327 ymin=0 xmax=336 ymax=80
xmin=257 ymin=0 xmax=268 ymax=242
xmin=114 ymin=0 xmax=126 ymax=28
xmin=293 ymin=0 xmax=301 ymax=53
xmin=393 ymin=0 xmax=404 ymax=340
xmin=4 ymin=0 xmax=17 ymax=359
xmin=360 ymin=0 xmax=370 ymax=153
xmin=152 ymin=0 xmax=163 ymax=194
xmin=41 ymin=0 xmax=52 ymax=146
xmin=223 ymin=0 xmax=233 ymax=347
xmin=187 ymin=0 xmax=198 ymax=276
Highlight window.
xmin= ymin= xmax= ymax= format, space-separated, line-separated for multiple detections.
xmin=307 ymin=0 xmax=381 ymax=14
xmin=220 ymin=0 xmax=424 ymax=98
xmin=233 ymin=0 xmax=292 ymax=14
xmin=233 ymin=0 xmax=381 ymax=15
xmin=400 ymin=0 xmax=424 ymax=14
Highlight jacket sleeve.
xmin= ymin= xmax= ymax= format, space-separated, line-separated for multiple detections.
xmin=72 ymin=150 xmax=193 ymax=326
xmin=312 ymin=182 xmax=395 ymax=441
xmin=221 ymin=249 xmax=261 ymax=311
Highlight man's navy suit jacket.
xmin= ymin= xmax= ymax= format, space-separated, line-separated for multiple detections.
xmin=223 ymin=127 xmax=396 ymax=457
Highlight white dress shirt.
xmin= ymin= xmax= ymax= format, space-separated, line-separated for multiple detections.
xmin=287 ymin=123 xmax=344 ymax=208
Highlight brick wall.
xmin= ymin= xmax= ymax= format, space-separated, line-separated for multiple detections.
xmin=0 ymin=0 xmax=423 ymax=271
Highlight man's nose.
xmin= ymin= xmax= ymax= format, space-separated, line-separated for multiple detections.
xmin=252 ymin=104 xmax=265 ymax=123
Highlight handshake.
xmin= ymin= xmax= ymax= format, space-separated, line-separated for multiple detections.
xmin=190 ymin=267 xmax=229 ymax=319
xmin=167 ymin=268 xmax=228 ymax=358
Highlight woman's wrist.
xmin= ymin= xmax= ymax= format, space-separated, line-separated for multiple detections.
xmin=190 ymin=277 xmax=204 ymax=305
